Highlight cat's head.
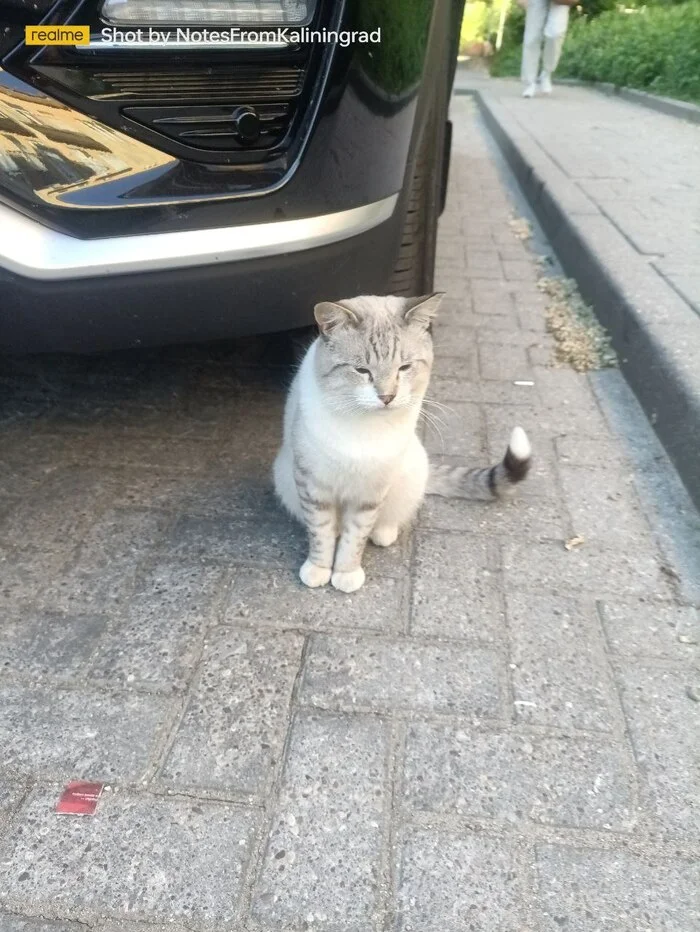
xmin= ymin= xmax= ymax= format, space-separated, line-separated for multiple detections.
xmin=312 ymin=293 xmax=443 ymax=413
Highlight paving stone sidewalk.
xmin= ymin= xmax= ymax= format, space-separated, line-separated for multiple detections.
xmin=454 ymin=73 xmax=700 ymax=317
xmin=0 ymin=95 xmax=699 ymax=932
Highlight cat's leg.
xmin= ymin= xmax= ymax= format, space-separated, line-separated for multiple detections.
xmin=371 ymin=435 xmax=428 ymax=546
xmin=295 ymin=462 xmax=338 ymax=588
xmin=331 ymin=501 xmax=382 ymax=592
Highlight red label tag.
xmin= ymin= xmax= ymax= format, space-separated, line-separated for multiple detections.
xmin=55 ymin=781 xmax=104 ymax=816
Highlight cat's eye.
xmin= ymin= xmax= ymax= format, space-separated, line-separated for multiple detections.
xmin=399 ymin=363 xmax=412 ymax=372
xmin=355 ymin=367 xmax=371 ymax=376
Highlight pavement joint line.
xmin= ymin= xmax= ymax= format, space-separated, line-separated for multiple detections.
xmin=234 ymin=644 xmax=313 ymax=930
xmin=378 ymin=719 xmax=406 ymax=932
xmin=592 ymin=601 xmax=674 ymax=834
xmin=144 ymin=629 xmax=217 ymax=783
xmin=398 ymin=809 xmax=700 ymax=858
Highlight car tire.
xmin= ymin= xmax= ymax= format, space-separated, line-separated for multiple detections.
xmin=388 ymin=79 xmax=450 ymax=296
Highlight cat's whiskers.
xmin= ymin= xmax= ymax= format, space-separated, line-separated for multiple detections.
xmin=418 ymin=408 xmax=446 ymax=451
xmin=418 ymin=403 xmax=448 ymax=428
xmin=422 ymin=396 xmax=456 ymax=416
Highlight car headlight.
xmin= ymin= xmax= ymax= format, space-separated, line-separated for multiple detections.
xmin=100 ymin=0 xmax=314 ymax=26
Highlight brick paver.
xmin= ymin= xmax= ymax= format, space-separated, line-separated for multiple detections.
xmin=0 ymin=96 xmax=698 ymax=931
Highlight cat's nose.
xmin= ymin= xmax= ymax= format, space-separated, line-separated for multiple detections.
xmin=379 ymin=393 xmax=396 ymax=406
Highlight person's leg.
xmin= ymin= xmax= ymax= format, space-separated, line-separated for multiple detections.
xmin=521 ymin=0 xmax=548 ymax=93
xmin=541 ymin=3 xmax=570 ymax=90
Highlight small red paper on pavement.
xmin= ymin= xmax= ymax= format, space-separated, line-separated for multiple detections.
xmin=55 ymin=781 xmax=104 ymax=815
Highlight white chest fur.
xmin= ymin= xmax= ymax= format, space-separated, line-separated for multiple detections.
xmin=292 ymin=342 xmax=417 ymax=496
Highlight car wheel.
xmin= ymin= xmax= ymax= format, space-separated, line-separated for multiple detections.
xmin=389 ymin=83 xmax=450 ymax=296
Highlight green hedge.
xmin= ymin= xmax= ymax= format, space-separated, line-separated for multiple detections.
xmin=491 ymin=1 xmax=700 ymax=104
xmin=490 ymin=4 xmax=526 ymax=76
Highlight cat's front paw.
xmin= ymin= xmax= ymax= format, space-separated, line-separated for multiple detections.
xmin=299 ymin=560 xmax=332 ymax=588
xmin=331 ymin=567 xmax=365 ymax=593
xmin=370 ymin=525 xmax=398 ymax=547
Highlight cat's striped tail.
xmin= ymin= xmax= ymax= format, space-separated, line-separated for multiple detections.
xmin=427 ymin=427 xmax=532 ymax=499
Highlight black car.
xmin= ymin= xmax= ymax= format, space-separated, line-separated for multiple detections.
xmin=0 ymin=0 xmax=464 ymax=353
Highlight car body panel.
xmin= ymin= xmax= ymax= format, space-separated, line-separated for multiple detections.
xmin=0 ymin=0 xmax=464 ymax=351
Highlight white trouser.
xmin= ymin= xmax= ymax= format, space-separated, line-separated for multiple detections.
xmin=521 ymin=0 xmax=570 ymax=85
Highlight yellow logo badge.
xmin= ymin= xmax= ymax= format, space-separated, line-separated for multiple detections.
xmin=25 ymin=25 xmax=90 ymax=46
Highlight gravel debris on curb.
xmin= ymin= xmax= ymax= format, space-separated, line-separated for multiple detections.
xmin=539 ymin=275 xmax=618 ymax=372
xmin=508 ymin=213 xmax=616 ymax=373
xmin=508 ymin=215 xmax=532 ymax=241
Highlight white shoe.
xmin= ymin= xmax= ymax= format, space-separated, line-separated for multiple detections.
xmin=522 ymin=83 xmax=537 ymax=98
xmin=539 ymin=72 xmax=553 ymax=94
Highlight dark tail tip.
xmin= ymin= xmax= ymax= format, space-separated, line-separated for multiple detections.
xmin=503 ymin=426 xmax=532 ymax=484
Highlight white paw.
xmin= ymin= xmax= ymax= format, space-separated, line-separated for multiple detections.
xmin=370 ymin=525 xmax=399 ymax=547
xmin=331 ymin=567 xmax=366 ymax=593
xmin=299 ymin=560 xmax=332 ymax=588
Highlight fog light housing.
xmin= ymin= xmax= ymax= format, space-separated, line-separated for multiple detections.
xmin=101 ymin=0 xmax=313 ymax=25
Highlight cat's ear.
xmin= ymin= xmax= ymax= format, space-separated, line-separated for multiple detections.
xmin=314 ymin=301 xmax=359 ymax=337
xmin=402 ymin=293 xmax=445 ymax=330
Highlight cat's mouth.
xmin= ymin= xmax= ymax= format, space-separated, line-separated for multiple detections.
xmin=374 ymin=400 xmax=406 ymax=412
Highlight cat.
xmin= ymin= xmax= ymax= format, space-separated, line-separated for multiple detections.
xmin=273 ymin=293 xmax=531 ymax=593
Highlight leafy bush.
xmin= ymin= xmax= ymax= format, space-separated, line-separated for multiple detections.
xmin=578 ymin=0 xmax=617 ymax=18
xmin=460 ymin=0 xmax=511 ymax=51
xmin=490 ymin=2 xmax=525 ymax=74
xmin=558 ymin=2 xmax=700 ymax=101
xmin=460 ymin=1 xmax=490 ymax=47
xmin=490 ymin=0 xmax=700 ymax=103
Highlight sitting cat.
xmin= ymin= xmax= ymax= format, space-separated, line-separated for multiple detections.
xmin=273 ymin=293 xmax=531 ymax=593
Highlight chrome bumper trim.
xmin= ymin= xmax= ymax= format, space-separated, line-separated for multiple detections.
xmin=0 ymin=194 xmax=398 ymax=281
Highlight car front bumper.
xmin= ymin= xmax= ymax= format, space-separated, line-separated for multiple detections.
xmin=0 ymin=195 xmax=404 ymax=352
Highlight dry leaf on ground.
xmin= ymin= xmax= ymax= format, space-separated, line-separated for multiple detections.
xmin=509 ymin=216 xmax=531 ymax=240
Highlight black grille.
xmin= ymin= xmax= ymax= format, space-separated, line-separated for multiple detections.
xmin=124 ymin=102 xmax=291 ymax=150
xmin=35 ymin=64 xmax=304 ymax=102
xmin=89 ymin=66 xmax=304 ymax=101
xmin=30 ymin=63 xmax=307 ymax=161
